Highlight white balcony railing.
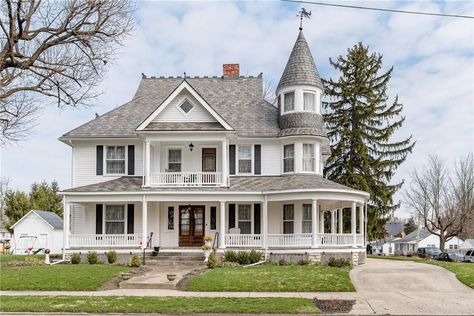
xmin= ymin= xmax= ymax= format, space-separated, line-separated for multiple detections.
xmin=69 ymin=234 xmax=143 ymax=248
xmin=150 ymin=172 xmax=223 ymax=186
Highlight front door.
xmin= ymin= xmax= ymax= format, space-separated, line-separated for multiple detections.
xmin=179 ymin=205 xmax=205 ymax=247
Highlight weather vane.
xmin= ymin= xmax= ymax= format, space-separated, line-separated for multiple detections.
xmin=297 ymin=8 xmax=312 ymax=30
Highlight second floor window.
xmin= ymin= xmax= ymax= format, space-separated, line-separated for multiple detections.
xmin=303 ymin=144 xmax=315 ymax=172
xmin=283 ymin=144 xmax=294 ymax=173
xmin=303 ymin=92 xmax=316 ymax=111
xmin=238 ymin=145 xmax=252 ymax=174
xmin=284 ymin=92 xmax=295 ymax=112
xmin=106 ymin=146 xmax=125 ymax=174
xmin=168 ymin=149 xmax=182 ymax=172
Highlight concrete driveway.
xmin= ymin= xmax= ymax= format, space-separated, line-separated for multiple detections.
xmin=349 ymin=258 xmax=474 ymax=315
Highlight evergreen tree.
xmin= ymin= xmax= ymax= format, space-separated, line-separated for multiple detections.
xmin=323 ymin=43 xmax=415 ymax=240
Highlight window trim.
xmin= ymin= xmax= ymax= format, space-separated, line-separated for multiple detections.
xmin=104 ymin=145 xmax=127 ymax=176
xmin=103 ymin=204 xmax=128 ymax=235
xmin=236 ymin=144 xmax=253 ymax=175
xmin=176 ymin=98 xmax=195 ymax=116
xmin=167 ymin=148 xmax=182 ymax=172
xmin=302 ymin=143 xmax=316 ymax=173
xmin=283 ymin=204 xmax=294 ymax=234
xmin=283 ymin=91 xmax=296 ymax=113
xmin=303 ymin=91 xmax=316 ymax=112
xmin=283 ymin=144 xmax=295 ymax=174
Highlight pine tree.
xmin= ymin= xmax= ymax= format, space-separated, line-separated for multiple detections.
xmin=323 ymin=42 xmax=415 ymax=240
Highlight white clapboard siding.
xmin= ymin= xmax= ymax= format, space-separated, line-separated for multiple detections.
xmin=73 ymin=141 xmax=143 ymax=187
xmin=153 ymin=90 xmax=217 ymax=123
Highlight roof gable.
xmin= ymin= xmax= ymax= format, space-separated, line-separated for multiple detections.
xmin=11 ymin=210 xmax=63 ymax=230
xmin=137 ymin=80 xmax=233 ymax=131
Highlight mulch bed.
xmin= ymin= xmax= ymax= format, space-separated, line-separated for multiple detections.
xmin=314 ymin=299 xmax=355 ymax=314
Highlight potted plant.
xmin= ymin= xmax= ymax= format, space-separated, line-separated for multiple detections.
xmin=166 ymin=273 xmax=177 ymax=281
xmin=203 ymin=235 xmax=213 ymax=247
xmin=202 ymin=245 xmax=212 ymax=262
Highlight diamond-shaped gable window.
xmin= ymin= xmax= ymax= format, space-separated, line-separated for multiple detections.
xmin=180 ymin=100 xmax=194 ymax=114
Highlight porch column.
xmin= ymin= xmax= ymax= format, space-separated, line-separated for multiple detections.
xmin=142 ymin=196 xmax=148 ymax=249
xmin=331 ymin=210 xmax=336 ymax=234
xmin=263 ymin=196 xmax=268 ymax=251
xmin=320 ymin=210 xmax=325 ymax=234
xmin=144 ymin=140 xmax=151 ymax=187
xmin=63 ymin=200 xmax=70 ymax=251
xmin=338 ymin=208 xmax=343 ymax=233
xmin=311 ymin=199 xmax=319 ymax=248
xmin=221 ymin=140 xmax=228 ymax=186
xmin=359 ymin=205 xmax=364 ymax=236
xmin=351 ymin=202 xmax=357 ymax=247
xmin=219 ymin=201 xmax=226 ymax=249
xmin=156 ymin=202 xmax=160 ymax=246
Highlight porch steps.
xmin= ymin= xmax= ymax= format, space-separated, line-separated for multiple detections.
xmin=145 ymin=252 xmax=207 ymax=268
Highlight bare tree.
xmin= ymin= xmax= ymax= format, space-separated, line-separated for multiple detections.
xmin=263 ymin=79 xmax=277 ymax=106
xmin=0 ymin=0 xmax=135 ymax=144
xmin=404 ymin=154 xmax=474 ymax=251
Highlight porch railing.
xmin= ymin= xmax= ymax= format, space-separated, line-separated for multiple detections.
xmin=150 ymin=172 xmax=223 ymax=186
xmin=267 ymin=233 xmax=312 ymax=247
xmin=320 ymin=233 xmax=355 ymax=246
xmin=69 ymin=234 xmax=142 ymax=248
xmin=225 ymin=234 xmax=262 ymax=247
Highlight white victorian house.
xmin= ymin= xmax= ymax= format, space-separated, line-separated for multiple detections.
xmin=59 ymin=31 xmax=370 ymax=263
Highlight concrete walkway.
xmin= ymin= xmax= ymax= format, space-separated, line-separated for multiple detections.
xmin=1 ymin=258 xmax=473 ymax=315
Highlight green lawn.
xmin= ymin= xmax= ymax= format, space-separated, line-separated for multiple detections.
xmin=186 ymin=264 xmax=354 ymax=292
xmin=0 ymin=264 xmax=128 ymax=291
xmin=369 ymin=256 xmax=474 ymax=289
xmin=0 ymin=296 xmax=320 ymax=314
xmin=0 ymin=254 xmax=44 ymax=264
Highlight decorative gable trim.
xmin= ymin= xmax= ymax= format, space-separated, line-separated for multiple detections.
xmin=10 ymin=210 xmax=57 ymax=230
xmin=136 ymin=80 xmax=234 ymax=131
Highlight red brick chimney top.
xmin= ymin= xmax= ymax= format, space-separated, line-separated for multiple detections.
xmin=223 ymin=64 xmax=240 ymax=78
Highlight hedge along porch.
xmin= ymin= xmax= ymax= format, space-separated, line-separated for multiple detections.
xmin=61 ymin=187 xmax=368 ymax=262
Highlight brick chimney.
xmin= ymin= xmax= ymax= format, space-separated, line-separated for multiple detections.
xmin=223 ymin=64 xmax=239 ymax=78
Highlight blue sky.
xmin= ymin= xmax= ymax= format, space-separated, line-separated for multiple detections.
xmin=1 ymin=0 xmax=473 ymax=218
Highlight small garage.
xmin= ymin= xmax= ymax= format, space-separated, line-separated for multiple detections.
xmin=11 ymin=210 xmax=63 ymax=255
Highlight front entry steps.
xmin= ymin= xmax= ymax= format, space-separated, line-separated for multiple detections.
xmin=119 ymin=252 xmax=206 ymax=290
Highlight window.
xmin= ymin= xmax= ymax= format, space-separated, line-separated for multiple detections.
xmin=283 ymin=144 xmax=294 ymax=173
xmin=238 ymin=145 xmax=252 ymax=174
xmin=238 ymin=205 xmax=252 ymax=234
xmin=210 ymin=206 xmax=217 ymax=230
xmin=168 ymin=149 xmax=182 ymax=172
xmin=179 ymin=99 xmax=194 ymax=114
xmin=302 ymin=204 xmax=312 ymax=233
xmin=303 ymin=92 xmax=315 ymax=111
xmin=284 ymin=92 xmax=295 ymax=112
xmin=449 ymin=244 xmax=458 ymax=250
xmin=167 ymin=206 xmax=174 ymax=230
xmin=106 ymin=146 xmax=125 ymax=174
xmin=105 ymin=205 xmax=125 ymax=234
xmin=303 ymin=144 xmax=315 ymax=172
xmin=283 ymin=204 xmax=294 ymax=234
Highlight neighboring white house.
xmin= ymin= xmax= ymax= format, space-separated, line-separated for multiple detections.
xmin=460 ymin=239 xmax=474 ymax=252
xmin=11 ymin=210 xmax=63 ymax=254
xmin=393 ymin=229 xmax=464 ymax=255
xmin=57 ymin=29 xmax=370 ymax=263
xmin=371 ymin=222 xmax=404 ymax=256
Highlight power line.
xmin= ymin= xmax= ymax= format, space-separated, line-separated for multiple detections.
xmin=281 ymin=0 xmax=474 ymax=19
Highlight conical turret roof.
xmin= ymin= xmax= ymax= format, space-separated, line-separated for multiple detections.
xmin=277 ymin=31 xmax=323 ymax=91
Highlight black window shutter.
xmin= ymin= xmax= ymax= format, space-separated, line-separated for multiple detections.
xmin=229 ymin=203 xmax=236 ymax=229
xmin=96 ymin=145 xmax=103 ymax=175
xmin=254 ymin=145 xmax=261 ymax=175
xmin=229 ymin=145 xmax=236 ymax=175
xmin=95 ymin=204 xmax=103 ymax=234
xmin=254 ymin=203 xmax=261 ymax=234
xmin=127 ymin=204 xmax=134 ymax=234
xmin=128 ymin=145 xmax=135 ymax=175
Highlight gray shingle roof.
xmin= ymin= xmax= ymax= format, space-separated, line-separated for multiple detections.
xmin=61 ymin=77 xmax=280 ymax=139
xmin=277 ymin=31 xmax=323 ymax=92
xmin=63 ymin=175 xmax=361 ymax=193
xmin=384 ymin=222 xmax=404 ymax=237
xmin=34 ymin=210 xmax=63 ymax=230
xmin=394 ymin=229 xmax=431 ymax=243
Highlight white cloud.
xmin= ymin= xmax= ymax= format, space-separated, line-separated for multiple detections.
xmin=2 ymin=1 xmax=473 ymax=220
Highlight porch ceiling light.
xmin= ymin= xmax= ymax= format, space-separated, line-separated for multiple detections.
xmin=189 ymin=143 xmax=194 ymax=151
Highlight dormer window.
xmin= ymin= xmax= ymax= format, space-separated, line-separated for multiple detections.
xmin=283 ymin=92 xmax=295 ymax=112
xmin=178 ymin=99 xmax=194 ymax=114
xmin=303 ymin=92 xmax=316 ymax=112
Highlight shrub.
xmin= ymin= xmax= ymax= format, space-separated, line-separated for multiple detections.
xmin=107 ymin=251 xmax=117 ymax=264
xmin=327 ymin=257 xmax=352 ymax=268
xmin=207 ymin=253 xmax=217 ymax=269
xmin=70 ymin=253 xmax=81 ymax=264
xmin=223 ymin=250 xmax=238 ymax=263
xmin=278 ymin=258 xmax=288 ymax=266
xmin=87 ymin=251 xmax=98 ymax=264
xmin=297 ymin=259 xmax=310 ymax=266
xmin=130 ymin=254 xmax=141 ymax=267
xmin=236 ymin=251 xmax=251 ymax=265
xmin=248 ymin=250 xmax=263 ymax=264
